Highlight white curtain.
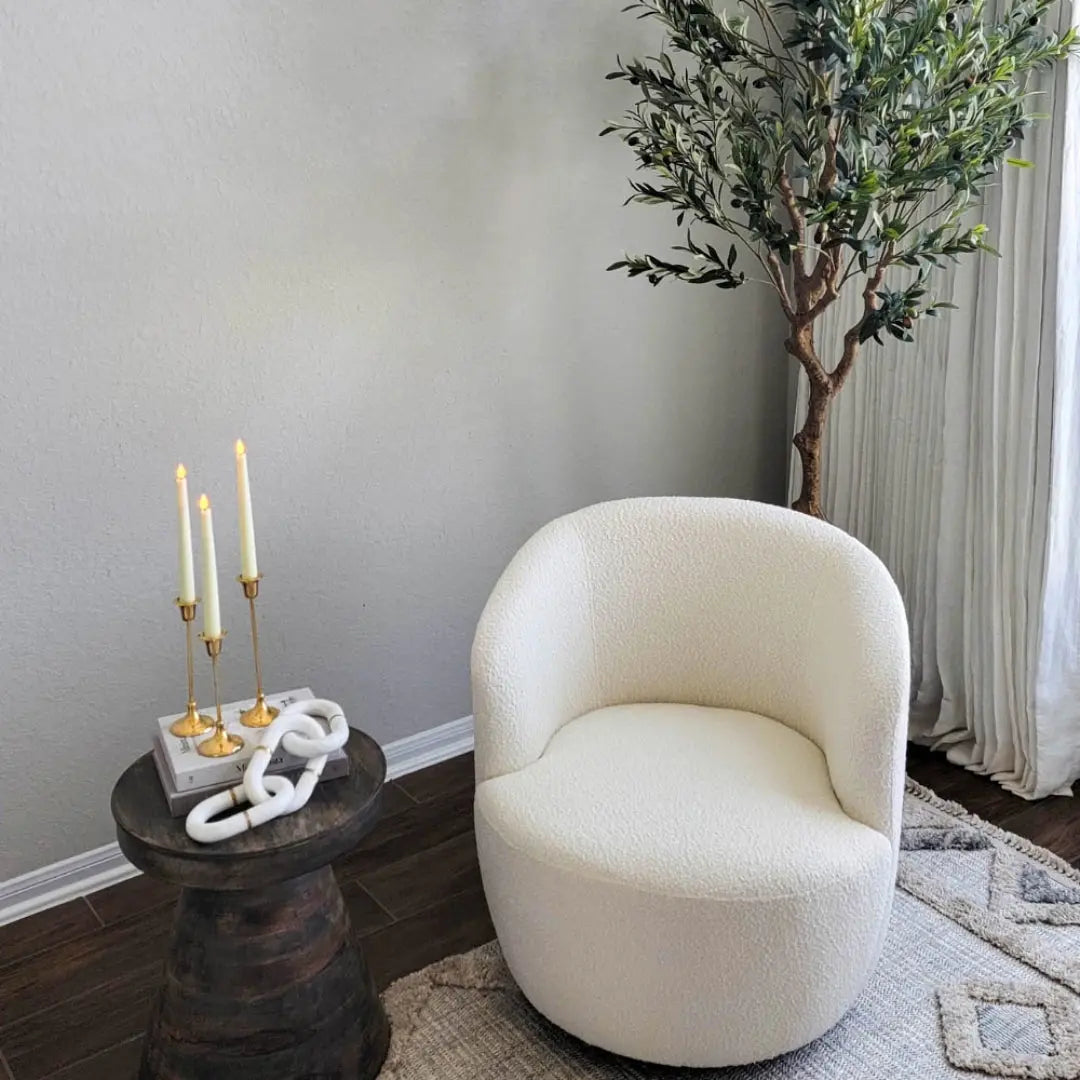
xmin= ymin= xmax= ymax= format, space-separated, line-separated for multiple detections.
xmin=789 ymin=22 xmax=1080 ymax=799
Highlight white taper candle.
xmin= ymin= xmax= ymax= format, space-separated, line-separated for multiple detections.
xmin=199 ymin=494 xmax=222 ymax=639
xmin=235 ymin=439 xmax=258 ymax=581
xmin=176 ymin=465 xmax=196 ymax=604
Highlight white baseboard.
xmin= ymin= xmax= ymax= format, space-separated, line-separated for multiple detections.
xmin=0 ymin=844 xmax=143 ymax=929
xmin=0 ymin=715 xmax=475 ymax=928
xmin=383 ymin=714 xmax=474 ymax=781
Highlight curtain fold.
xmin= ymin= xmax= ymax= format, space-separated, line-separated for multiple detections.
xmin=789 ymin=23 xmax=1079 ymax=798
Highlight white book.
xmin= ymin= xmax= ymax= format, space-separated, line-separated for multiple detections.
xmin=151 ymin=736 xmax=350 ymax=817
xmin=156 ymin=688 xmax=347 ymax=790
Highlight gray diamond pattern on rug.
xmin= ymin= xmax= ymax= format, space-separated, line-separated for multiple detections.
xmin=1021 ymin=868 xmax=1080 ymax=907
xmin=977 ymin=1001 xmax=1054 ymax=1055
xmin=939 ymin=980 xmax=1080 ymax=1079
xmin=379 ymin=783 xmax=1080 ymax=1079
xmin=988 ymin=849 xmax=1080 ymax=928
xmin=901 ymin=825 xmax=993 ymax=851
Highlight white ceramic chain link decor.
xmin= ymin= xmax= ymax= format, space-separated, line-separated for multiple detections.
xmin=185 ymin=698 xmax=350 ymax=843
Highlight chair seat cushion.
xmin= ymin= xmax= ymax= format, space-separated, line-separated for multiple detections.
xmin=475 ymin=702 xmax=889 ymax=901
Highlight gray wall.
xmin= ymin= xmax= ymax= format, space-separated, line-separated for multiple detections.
xmin=0 ymin=1 xmax=787 ymax=880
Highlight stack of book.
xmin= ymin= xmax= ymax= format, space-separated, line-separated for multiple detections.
xmin=153 ymin=687 xmax=349 ymax=816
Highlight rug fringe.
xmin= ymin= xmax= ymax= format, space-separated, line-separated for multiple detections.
xmin=906 ymin=779 xmax=1080 ymax=885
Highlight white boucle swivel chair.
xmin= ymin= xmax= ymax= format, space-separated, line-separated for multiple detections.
xmin=471 ymin=497 xmax=910 ymax=1068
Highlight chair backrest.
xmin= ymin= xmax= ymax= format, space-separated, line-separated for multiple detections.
xmin=567 ymin=498 xmax=893 ymax=720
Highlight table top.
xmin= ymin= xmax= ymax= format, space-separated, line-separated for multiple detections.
xmin=111 ymin=729 xmax=385 ymax=890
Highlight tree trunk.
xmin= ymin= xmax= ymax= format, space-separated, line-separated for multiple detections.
xmin=791 ymin=377 xmax=833 ymax=519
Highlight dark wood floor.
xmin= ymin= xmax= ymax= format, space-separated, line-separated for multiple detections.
xmin=1 ymin=745 xmax=1079 ymax=1079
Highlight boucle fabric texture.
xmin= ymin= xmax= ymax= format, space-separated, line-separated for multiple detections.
xmin=470 ymin=498 xmax=910 ymax=838
xmin=476 ymin=704 xmax=890 ymax=900
xmin=470 ymin=498 xmax=910 ymax=1065
xmin=380 ymin=783 xmax=1080 ymax=1080
xmin=475 ymin=704 xmax=895 ymax=1065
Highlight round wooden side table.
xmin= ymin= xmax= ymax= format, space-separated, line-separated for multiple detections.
xmin=111 ymin=731 xmax=390 ymax=1080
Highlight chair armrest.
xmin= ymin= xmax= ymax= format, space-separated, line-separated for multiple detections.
xmin=811 ymin=568 xmax=910 ymax=848
xmin=472 ymin=515 xmax=601 ymax=784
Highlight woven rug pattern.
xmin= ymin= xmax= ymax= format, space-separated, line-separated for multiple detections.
xmin=380 ymin=782 xmax=1080 ymax=1079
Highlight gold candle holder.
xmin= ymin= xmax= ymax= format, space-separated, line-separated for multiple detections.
xmin=238 ymin=575 xmax=279 ymax=728
xmin=169 ymin=599 xmax=214 ymax=738
xmin=197 ymin=632 xmax=244 ymax=758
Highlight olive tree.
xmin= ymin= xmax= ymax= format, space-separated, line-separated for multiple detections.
xmin=603 ymin=0 xmax=1075 ymax=515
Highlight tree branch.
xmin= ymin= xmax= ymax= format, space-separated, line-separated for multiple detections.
xmin=784 ymin=325 xmax=830 ymax=390
xmin=777 ymin=171 xmax=807 ymax=284
xmin=765 ymin=252 xmax=797 ymax=321
xmin=819 ymin=125 xmax=839 ymax=196
xmin=799 ymin=125 xmax=841 ymax=308
xmin=800 ymin=258 xmax=840 ymax=322
xmin=831 ymin=249 xmax=893 ymax=391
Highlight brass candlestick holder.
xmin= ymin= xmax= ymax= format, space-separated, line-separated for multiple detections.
xmin=169 ymin=599 xmax=214 ymax=738
xmin=197 ymin=632 xmax=244 ymax=758
xmin=238 ymin=575 xmax=279 ymax=728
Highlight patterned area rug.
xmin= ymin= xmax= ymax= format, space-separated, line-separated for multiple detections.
xmin=379 ymin=782 xmax=1080 ymax=1079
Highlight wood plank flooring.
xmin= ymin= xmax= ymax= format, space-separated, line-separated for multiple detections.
xmin=0 ymin=745 xmax=1074 ymax=1079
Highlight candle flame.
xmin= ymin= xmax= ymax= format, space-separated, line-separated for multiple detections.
xmin=176 ymin=464 xmax=187 ymax=481
xmin=235 ymin=438 xmax=246 ymax=457
xmin=199 ymin=494 xmax=210 ymax=512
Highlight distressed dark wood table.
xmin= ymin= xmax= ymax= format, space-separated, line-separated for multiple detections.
xmin=111 ymin=730 xmax=390 ymax=1080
